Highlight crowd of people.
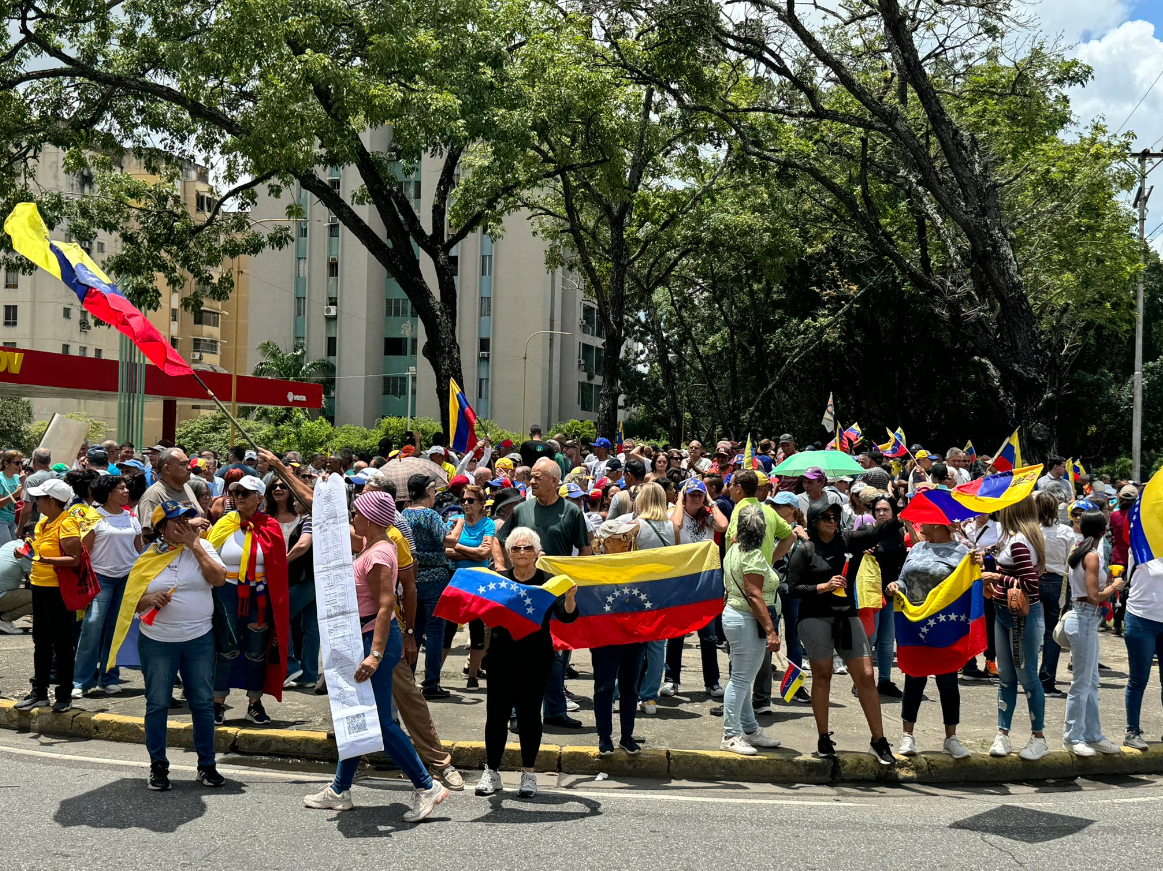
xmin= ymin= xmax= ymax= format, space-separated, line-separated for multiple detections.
xmin=0 ymin=427 xmax=1158 ymax=823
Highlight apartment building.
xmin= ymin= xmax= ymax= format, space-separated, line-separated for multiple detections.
xmin=245 ymin=134 xmax=623 ymax=435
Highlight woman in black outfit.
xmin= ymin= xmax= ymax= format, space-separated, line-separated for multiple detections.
xmin=787 ymin=501 xmax=904 ymax=765
xmin=867 ymin=495 xmax=907 ymax=697
xmin=475 ymin=526 xmax=577 ymax=799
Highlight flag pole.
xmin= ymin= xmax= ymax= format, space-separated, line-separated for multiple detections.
xmin=188 ymin=371 xmax=263 ymax=455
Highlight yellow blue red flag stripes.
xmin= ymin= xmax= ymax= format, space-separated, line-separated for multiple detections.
xmin=5 ymin=203 xmax=194 ymax=377
xmin=448 ymin=378 xmax=478 ymax=455
xmin=964 ymin=440 xmax=976 ymax=462
xmin=1130 ymin=465 xmax=1163 ymax=566
xmin=879 ymin=427 xmax=908 ymax=459
xmin=951 ymin=464 xmax=1042 ymax=513
xmin=780 ymin=662 xmax=805 ymax=703
xmin=990 ymin=429 xmax=1022 ymax=473
xmin=436 ymin=567 xmax=573 ymax=640
xmin=894 ymin=555 xmax=986 ymax=677
xmin=537 ymin=541 xmax=723 ymax=650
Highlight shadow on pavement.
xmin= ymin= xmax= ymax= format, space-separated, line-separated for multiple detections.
xmin=949 ymin=805 xmax=1094 ymax=842
xmin=471 ymin=791 xmax=603 ymax=824
xmin=54 ymin=777 xmax=246 ymax=833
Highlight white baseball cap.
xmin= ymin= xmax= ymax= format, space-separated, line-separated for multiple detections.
xmin=27 ymin=478 xmax=74 ymax=504
xmin=229 ymin=474 xmax=267 ymax=496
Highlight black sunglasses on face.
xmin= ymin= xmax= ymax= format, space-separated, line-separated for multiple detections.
xmin=464 ymin=498 xmax=478 ymax=505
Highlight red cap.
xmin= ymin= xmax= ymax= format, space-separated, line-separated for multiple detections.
xmin=449 ymin=474 xmax=470 ymax=489
xmin=499 ymin=439 xmax=514 ymax=450
xmin=589 ymin=488 xmax=603 ymax=500
xmin=401 ymin=445 xmax=416 ymax=457
xmin=594 ymin=476 xmax=611 ymax=490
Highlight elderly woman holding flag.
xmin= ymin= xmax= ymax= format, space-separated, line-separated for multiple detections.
xmin=206 ymin=475 xmax=290 ymax=727
xmin=105 ymin=501 xmax=227 ymax=791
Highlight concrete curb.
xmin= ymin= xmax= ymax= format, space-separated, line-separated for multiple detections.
xmin=4 ymin=700 xmax=1162 ymax=783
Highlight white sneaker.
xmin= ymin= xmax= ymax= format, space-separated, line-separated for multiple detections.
xmin=720 ymin=735 xmax=758 ymax=756
xmin=639 ymin=700 xmax=658 ymax=715
xmin=1020 ymin=736 xmax=1050 ymax=760
xmin=1124 ymin=730 xmax=1149 ymax=751
xmin=706 ymin=684 xmax=725 ymax=698
xmin=403 ymin=781 xmax=448 ymax=823
xmin=12 ymin=615 xmax=33 ymax=631
xmin=0 ymin=619 xmax=19 ymax=634
xmin=103 ymin=683 xmax=122 ymax=695
xmin=518 ymin=771 xmax=537 ymax=798
xmin=565 ymin=699 xmax=581 ymax=712
xmin=283 ymin=669 xmax=304 ymax=688
xmin=70 ymin=687 xmax=83 ymax=699
xmin=753 ymin=704 xmax=774 ymax=715
xmin=989 ymin=733 xmax=1012 ymax=757
xmin=1067 ymin=741 xmax=1096 ymax=757
xmin=898 ymin=733 xmax=917 ymax=756
xmin=944 ymin=735 xmax=972 ymax=759
xmin=303 ymin=784 xmax=354 ymax=811
xmin=659 ymin=682 xmax=677 ymax=697
xmin=833 ymin=656 xmax=848 ymax=675
xmin=475 ymin=767 xmax=503 ymax=796
xmin=1089 ymin=739 xmax=1121 ymax=755
xmin=743 ymin=727 xmax=781 ymax=749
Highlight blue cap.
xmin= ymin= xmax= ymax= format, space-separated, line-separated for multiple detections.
xmin=118 ymin=460 xmax=146 ymax=472
xmin=563 ymin=482 xmax=584 ymax=499
xmin=1069 ymin=499 xmax=1097 ymax=514
xmin=683 ymin=479 xmax=708 ymax=496
xmin=769 ymin=491 xmax=799 ymax=507
xmin=756 ymin=455 xmax=774 ymax=472
xmin=733 ymin=454 xmax=745 ymax=464
xmin=489 ymin=477 xmax=508 ymax=489
xmin=151 ymin=499 xmax=198 ymax=526
xmin=591 ymin=438 xmax=612 ymax=449
xmin=350 ymin=471 xmax=371 ymax=486
xmin=616 ymin=478 xmax=626 ymax=488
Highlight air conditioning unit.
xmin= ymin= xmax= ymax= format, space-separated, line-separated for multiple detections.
xmin=327 ymin=213 xmax=338 ymax=225
xmin=478 ymin=351 xmax=489 ymax=359
xmin=190 ymin=351 xmax=204 ymax=361
xmin=79 ymin=321 xmax=91 ymax=331
xmin=324 ymin=306 xmax=338 ymax=317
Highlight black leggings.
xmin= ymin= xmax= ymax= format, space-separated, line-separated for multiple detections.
xmin=984 ymin=597 xmax=996 ymax=660
xmin=901 ymin=672 xmax=960 ymax=726
xmin=484 ymin=647 xmax=553 ymax=769
xmin=443 ymin=617 xmax=486 ymax=651
xmin=32 ymin=585 xmax=75 ymax=703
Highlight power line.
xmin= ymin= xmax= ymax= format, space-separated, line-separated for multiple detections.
xmin=1117 ymin=63 xmax=1163 ymax=135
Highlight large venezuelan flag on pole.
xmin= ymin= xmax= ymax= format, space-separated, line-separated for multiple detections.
xmin=448 ymin=378 xmax=478 ymax=455
xmin=951 ymin=464 xmax=1042 ymax=513
xmin=537 ymin=541 xmax=723 ymax=650
xmin=4 ymin=203 xmax=194 ymax=377
xmin=436 ymin=567 xmax=573 ymax=640
xmin=989 ymin=429 xmax=1022 ymax=473
xmin=1130 ymin=465 xmax=1163 ymax=566
xmin=894 ymin=554 xmax=986 ymax=676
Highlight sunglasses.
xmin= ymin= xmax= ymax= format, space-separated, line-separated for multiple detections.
xmin=819 ymin=515 xmax=840 ymax=523
xmin=272 ymin=483 xmax=288 ymax=490
xmin=464 ymin=498 xmax=479 ymax=505
xmin=510 ymin=544 xmax=536 ymax=553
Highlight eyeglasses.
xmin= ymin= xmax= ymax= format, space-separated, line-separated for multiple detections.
xmin=464 ymin=498 xmax=479 ymax=505
xmin=510 ymin=545 xmax=535 ymax=553
xmin=819 ymin=516 xmax=840 ymax=524
xmin=272 ymin=483 xmax=288 ymax=491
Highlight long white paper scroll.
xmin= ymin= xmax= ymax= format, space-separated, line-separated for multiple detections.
xmin=312 ymin=474 xmax=383 ymax=759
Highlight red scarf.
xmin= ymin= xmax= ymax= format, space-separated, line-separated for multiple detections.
xmin=240 ymin=511 xmax=291 ymax=702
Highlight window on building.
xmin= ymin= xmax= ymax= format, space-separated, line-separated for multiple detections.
xmin=481 ymin=254 xmax=493 ymax=276
xmin=326 ymin=336 xmax=337 ymax=357
xmin=578 ymin=381 xmax=596 ymax=412
xmin=581 ymin=303 xmax=605 ymax=338
xmin=328 ymin=223 xmax=339 ymax=238
xmin=170 ymin=337 xmax=179 ymax=348
xmin=97 ymin=241 xmax=105 ymax=253
xmin=192 ymin=338 xmax=220 ymax=354
xmin=79 ymin=346 xmax=88 ymax=357
xmin=386 ymin=298 xmax=410 ymax=318
xmin=3 ymin=269 xmax=16 ymax=290
xmin=579 ymin=342 xmax=605 ymax=375
xmin=411 ymin=337 xmax=418 ymax=356
xmin=63 ymin=307 xmax=72 ymax=320
xmin=194 ymin=309 xmax=221 ymax=327
xmin=478 ymin=337 xmax=491 ymax=354
xmin=62 ymin=344 xmax=70 ymax=355
xmin=402 ymin=179 xmax=421 ymax=201
xmin=384 ymin=337 xmax=408 ymax=357
xmin=2 ymin=342 xmax=15 ymax=348
xmin=94 ymin=349 xmax=102 ymax=359
xmin=298 ymin=222 xmax=308 ymax=238
xmin=328 ymin=177 xmax=341 ymax=193
xmin=479 ymin=296 xmax=491 ymax=318
xmin=327 ymin=260 xmax=339 ymax=278
xmin=296 ymin=257 xmax=307 ymax=278
xmin=170 ymin=307 xmax=178 ymax=323
xmin=294 ymin=297 xmax=305 ymax=317
xmin=3 ymin=305 xmax=16 ymax=327
xmin=382 ymin=375 xmax=407 ymax=396
xmin=477 ymin=377 xmax=489 ymax=401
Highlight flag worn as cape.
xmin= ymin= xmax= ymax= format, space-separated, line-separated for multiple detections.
xmin=107 ymin=543 xmax=183 ymax=670
xmin=4 ymin=203 xmax=194 ymax=377
xmin=537 ymin=540 xmax=723 ymax=650
xmin=894 ymin=554 xmax=986 ymax=677
xmin=436 ymin=567 xmax=573 ymax=640
xmin=206 ymin=511 xmax=290 ymax=701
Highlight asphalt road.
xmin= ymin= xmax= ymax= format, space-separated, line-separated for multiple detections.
xmin=3 ymin=729 xmax=1163 ymax=870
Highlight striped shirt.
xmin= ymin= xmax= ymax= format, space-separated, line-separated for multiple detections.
xmin=994 ymin=533 xmax=1040 ymax=604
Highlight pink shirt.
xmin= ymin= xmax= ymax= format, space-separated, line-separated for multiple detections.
xmin=354 ymin=539 xmax=397 ymax=632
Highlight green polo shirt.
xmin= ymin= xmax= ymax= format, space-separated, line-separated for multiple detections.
xmin=726 ymin=496 xmax=792 ymax=563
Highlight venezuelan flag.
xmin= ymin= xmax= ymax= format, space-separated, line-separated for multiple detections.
xmin=538 ymin=540 xmax=723 ymax=649
xmin=842 ymin=422 xmax=862 ymax=450
xmin=780 ymin=661 xmax=805 ymax=703
xmin=436 ymin=567 xmax=573 ymax=640
xmin=1130 ymin=465 xmax=1163 ymax=566
xmin=951 ymin=464 xmax=1042 ymax=514
xmin=448 ymin=378 xmax=478 ymax=455
xmin=990 ymin=429 xmax=1022 ymax=473
xmin=894 ymin=554 xmax=986 ymax=677
xmin=4 ymin=203 xmax=194 ymax=377
xmin=617 ymin=421 xmax=624 ymax=452
xmin=879 ymin=427 xmax=908 ymax=459
xmin=964 ymin=440 xmax=976 ymax=462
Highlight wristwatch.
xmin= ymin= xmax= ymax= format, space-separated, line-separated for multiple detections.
xmin=404 ymin=625 xmax=414 ymax=636
xmin=369 ymin=649 xmax=383 ymax=661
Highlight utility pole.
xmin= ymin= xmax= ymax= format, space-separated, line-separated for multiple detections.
xmin=1133 ymin=149 xmax=1163 ymax=482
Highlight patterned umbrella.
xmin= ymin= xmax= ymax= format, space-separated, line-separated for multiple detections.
xmin=374 ymin=456 xmax=449 ymax=493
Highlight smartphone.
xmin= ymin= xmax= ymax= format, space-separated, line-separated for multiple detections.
xmin=983 ymin=553 xmax=996 ymax=573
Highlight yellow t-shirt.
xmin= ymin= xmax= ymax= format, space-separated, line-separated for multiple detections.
xmin=387 ymin=526 xmax=414 ymax=571
xmin=30 ymin=505 xmax=100 ymax=588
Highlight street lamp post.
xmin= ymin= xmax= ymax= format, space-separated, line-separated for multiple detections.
xmin=522 ymin=329 xmax=571 ymax=436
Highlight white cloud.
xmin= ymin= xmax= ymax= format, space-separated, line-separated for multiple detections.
xmin=1027 ymin=0 xmax=1134 ymax=42
xmin=1070 ymin=19 xmax=1163 ymax=146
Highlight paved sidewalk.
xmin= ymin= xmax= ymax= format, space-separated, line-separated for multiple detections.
xmin=1 ymin=624 xmax=1159 ymax=758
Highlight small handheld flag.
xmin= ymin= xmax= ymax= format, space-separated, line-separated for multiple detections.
xmin=448 ymin=379 xmax=479 ymax=455
xmin=841 ymin=422 xmax=862 ymax=451
xmin=964 ymin=441 xmax=976 ymax=462
xmin=617 ymin=421 xmax=624 ymax=453
xmin=743 ymin=435 xmax=753 ymax=470
xmin=821 ymin=392 xmax=835 ymax=432
xmin=989 ymin=429 xmax=1021 ymax=473
xmin=879 ymin=427 xmax=908 ymax=459
xmin=780 ymin=662 xmax=805 ymax=703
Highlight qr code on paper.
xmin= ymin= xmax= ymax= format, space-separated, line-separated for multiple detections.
xmin=345 ymin=713 xmax=368 ymax=735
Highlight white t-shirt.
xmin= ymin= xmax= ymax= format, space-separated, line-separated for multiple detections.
xmin=1041 ymin=522 xmax=1074 ymax=576
xmin=585 ymin=454 xmax=609 ymax=481
xmin=89 ymin=506 xmax=142 ymax=577
xmin=217 ymin=528 xmax=266 ymax=582
xmin=1127 ymin=560 xmax=1163 ymax=623
xmin=140 ymin=540 xmax=225 ymax=643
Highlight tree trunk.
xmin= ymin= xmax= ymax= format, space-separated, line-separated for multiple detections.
xmin=597 ymin=322 xmax=623 ymax=441
xmin=420 ymin=305 xmax=464 ymax=434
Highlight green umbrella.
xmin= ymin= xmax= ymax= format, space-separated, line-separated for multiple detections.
xmin=771 ymin=450 xmax=865 ymax=478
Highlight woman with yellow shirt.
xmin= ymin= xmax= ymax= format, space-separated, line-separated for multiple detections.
xmin=15 ymin=478 xmax=90 ymax=712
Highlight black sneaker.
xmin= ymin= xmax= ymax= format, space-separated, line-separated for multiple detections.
xmin=466 ymin=677 xmax=480 ymax=691
xmin=148 ymin=762 xmax=171 ymax=791
xmin=598 ymin=737 xmax=615 ymax=756
xmin=508 ymin=716 xmax=519 ymax=734
xmin=245 ymin=701 xmax=271 ymax=725
xmin=816 ymin=732 xmax=837 ymax=758
xmin=543 ymin=714 xmax=582 ymax=729
xmin=50 ymin=698 xmax=72 ymax=713
xmin=869 ymin=736 xmax=896 ymax=766
xmin=793 ymin=687 xmax=812 ymax=705
xmin=14 ymin=691 xmax=48 ymax=711
xmin=961 ymin=663 xmax=990 ymax=681
xmin=877 ymin=680 xmax=903 ymax=699
xmin=197 ymin=764 xmax=225 ymax=787
xmin=213 ymin=702 xmax=226 ymax=726
xmin=709 ymin=704 xmax=723 ymax=717
xmin=423 ymin=685 xmax=451 ymax=700
xmin=619 ymin=736 xmax=642 ymax=755
xmin=1043 ymin=685 xmax=1066 ymax=699
xmin=565 ymin=665 xmax=581 ymax=680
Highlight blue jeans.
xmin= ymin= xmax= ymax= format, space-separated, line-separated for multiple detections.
xmin=285 ymin=583 xmax=320 ymax=684
xmin=332 ymin=622 xmax=432 ymax=793
xmin=213 ymin=582 xmax=271 ymax=700
xmin=74 ymin=572 xmax=128 ymax=690
xmin=1063 ymin=603 xmax=1105 ymax=744
xmin=995 ymin=604 xmax=1045 ymax=732
xmin=592 ymin=643 xmax=643 ymax=742
xmin=543 ymin=651 xmax=568 ymax=718
xmin=721 ymin=605 xmax=765 ymax=738
xmin=637 ymin=640 xmax=666 ymax=704
xmin=138 ymin=630 xmax=216 ymax=767
xmin=1038 ymin=574 xmax=1064 ymax=690
xmin=871 ymin=597 xmax=896 ymax=682
xmin=779 ymin=590 xmax=802 ymax=668
xmin=414 ymin=580 xmax=448 ymax=689
xmin=1124 ymin=611 xmax=1163 ymax=732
